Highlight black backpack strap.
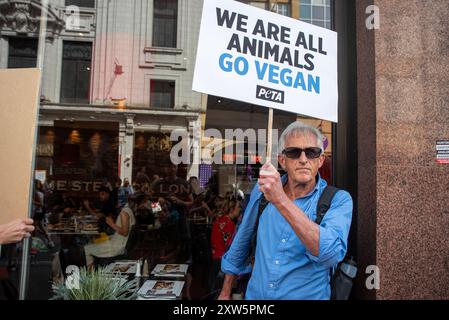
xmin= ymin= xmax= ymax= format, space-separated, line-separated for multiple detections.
xmin=257 ymin=195 xmax=269 ymax=226
xmin=316 ymin=186 xmax=340 ymax=225
xmin=248 ymin=195 xmax=269 ymax=265
xmin=315 ymin=185 xmax=342 ymax=297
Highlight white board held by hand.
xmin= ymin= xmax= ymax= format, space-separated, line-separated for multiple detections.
xmin=0 ymin=68 xmax=41 ymax=225
xmin=193 ymin=0 xmax=338 ymax=122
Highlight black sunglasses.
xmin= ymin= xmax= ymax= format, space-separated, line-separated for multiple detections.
xmin=282 ymin=147 xmax=322 ymax=160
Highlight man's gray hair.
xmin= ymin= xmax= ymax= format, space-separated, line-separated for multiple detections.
xmin=278 ymin=121 xmax=324 ymax=154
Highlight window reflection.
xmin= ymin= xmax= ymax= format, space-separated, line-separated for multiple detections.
xmin=0 ymin=0 xmax=335 ymax=300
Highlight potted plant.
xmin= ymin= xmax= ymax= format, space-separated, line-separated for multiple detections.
xmin=51 ymin=266 xmax=139 ymax=300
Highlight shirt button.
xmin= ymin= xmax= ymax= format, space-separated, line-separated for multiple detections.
xmin=275 ymin=260 xmax=280 ymax=265
xmin=269 ymin=284 xmax=274 ymax=288
xmin=282 ymin=239 xmax=286 ymax=243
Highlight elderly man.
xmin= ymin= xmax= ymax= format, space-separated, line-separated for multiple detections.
xmin=218 ymin=121 xmax=353 ymax=300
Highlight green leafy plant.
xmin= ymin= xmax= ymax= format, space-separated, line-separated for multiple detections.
xmin=51 ymin=266 xmax=139 ymax=300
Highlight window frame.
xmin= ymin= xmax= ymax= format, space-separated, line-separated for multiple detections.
xmin=7 ymin=37 xmax=38 ymax=69
xmin=60 ymin=41 xmax=93 ymax=104
xmin=276 ymin=2 xmax=291 ymax=17
xmin=150 ymin=79 xmax=176 ymax=109
xmin=152 ymin=0 xmax=179 ymax=48
xmin=299 ymin=0 xmax=332 ymax=29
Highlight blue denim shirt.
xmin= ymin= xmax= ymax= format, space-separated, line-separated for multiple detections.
xmin=221 ymin=174 xmax=353 ymax=300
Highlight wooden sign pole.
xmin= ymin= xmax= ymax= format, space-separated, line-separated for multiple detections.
xmin=266 ymin=108 xmax=274 ymax=164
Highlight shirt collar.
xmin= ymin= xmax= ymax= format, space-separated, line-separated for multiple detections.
xmin=281 ymin=173 xmax=326 ymax=199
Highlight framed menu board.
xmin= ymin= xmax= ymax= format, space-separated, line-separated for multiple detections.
xmin=0 ymin=68 xmax=40 ymax=224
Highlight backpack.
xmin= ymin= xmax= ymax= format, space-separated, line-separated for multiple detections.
xmin=249 ymin=186 xmax=357 ymax=300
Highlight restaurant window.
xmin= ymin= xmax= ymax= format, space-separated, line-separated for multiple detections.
xmin=8 ymin=0 xmax=341 ymax=301
xmin=7 ymin=37 xmax=38 ymax=69
xmin=150 ymin=80 xmax=175 ymax=109
xmin=300 ymin=0 xmax=332 ymax=29
xmin=65 ymin=0 xmax=95 ymax=8
xmin=60 ymin=41 xmax=92 ymax=104
xmin=152 ymin=0 xmax=178 ymax=48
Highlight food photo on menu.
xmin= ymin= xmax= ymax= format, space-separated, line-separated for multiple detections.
xmin=137 ymin=280 xmax=185 ymax=299
xmin=151 ymin=264 xmax=189 ymax=277
xmin=105 ymin=261 xmax=138 ymax=274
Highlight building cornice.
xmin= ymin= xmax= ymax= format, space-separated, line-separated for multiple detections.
xmin=40 ymin=104 xmax=201 ymax=118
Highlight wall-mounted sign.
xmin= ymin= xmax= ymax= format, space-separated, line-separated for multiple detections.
xmin=193 ymin=0 xmax=338 ymax=122
xmin=36 ymin=144 xmax=54 ymax=157
xmin=436 ymin=140 xmax=449 ymax=164
xmin=54 ymin=180 xmax=104 ymax=193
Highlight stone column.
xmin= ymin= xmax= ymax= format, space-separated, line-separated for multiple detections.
xmin=187 ymin=116 xmax=201 ymax=179
xmin=41 ymin=38 xmax=60 ymax=103
xmin=355 ymin=0 xmax=378 ymax=300
xmin=120 ymin=115 xmax=135 ymax=182
xmin=356 ymin=0 xmax=449 ymax=299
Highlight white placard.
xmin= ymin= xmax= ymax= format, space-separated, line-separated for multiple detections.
xmin=193 ymin=0 xmax=338 ymax=122
xmin=0 ymin=68 xmax=41 ymax=225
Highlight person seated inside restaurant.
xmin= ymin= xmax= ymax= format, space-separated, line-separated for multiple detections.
xmin=134 ymin=193 xmax=155 ymax=226
xmin=45 ymin=192 xmax=79 ymax=230
xmin=83 ymin=186 xmax=116 ymax=235
xmin=47 ymin=205 xmax=73 ymax=228
xmin=83 ymin=194 xmax=141 ymax=268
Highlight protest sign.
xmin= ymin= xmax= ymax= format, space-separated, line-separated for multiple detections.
xmin=193 ymin=0 xmax=338 ymax=122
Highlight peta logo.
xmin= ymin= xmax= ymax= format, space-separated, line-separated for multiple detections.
xmin=256 ymin=85 xmax=285 ymax=104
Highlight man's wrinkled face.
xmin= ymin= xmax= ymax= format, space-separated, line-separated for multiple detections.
xmin=278 ymin=133 xmax=325 ymax=186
